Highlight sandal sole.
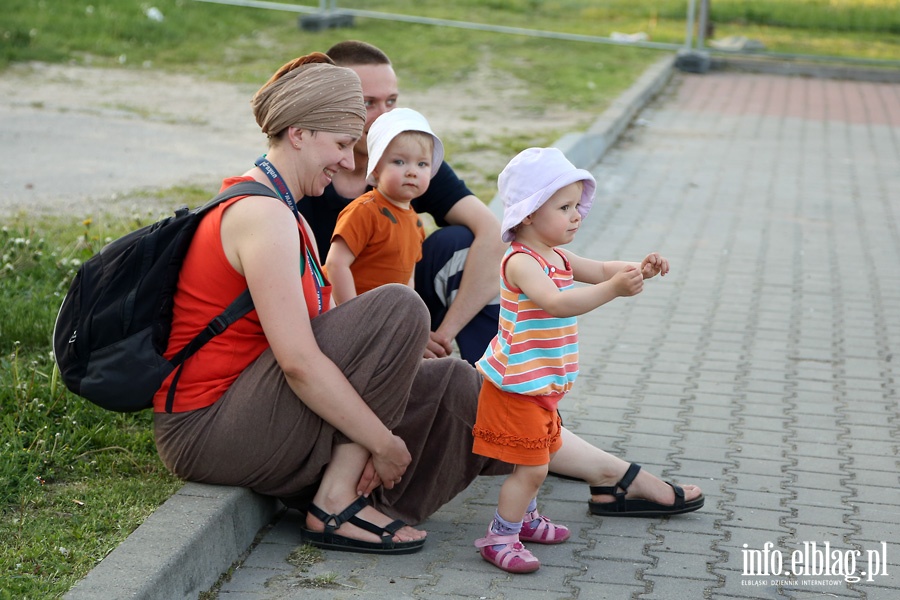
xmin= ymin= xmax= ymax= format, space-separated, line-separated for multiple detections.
xmin=479 ymin=550 xmax=540 ymax=573
xmin=301 ymin=528 xmax=426 ymax=555
xmin=520 ymin=531 xmax=570 ymax=544
xmin=589 ymin=495 xmax=705 ymax=517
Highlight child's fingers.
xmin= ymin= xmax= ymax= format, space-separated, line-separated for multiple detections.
xmin=641 ymin=253 xmax=669 ymax=277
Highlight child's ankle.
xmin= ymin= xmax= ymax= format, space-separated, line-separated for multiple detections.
xmin=491 ymin=510 xmax=523 ymax=536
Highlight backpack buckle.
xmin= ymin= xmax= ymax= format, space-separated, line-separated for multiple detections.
xmin=208 ymin=316 xmax=230 ymax=335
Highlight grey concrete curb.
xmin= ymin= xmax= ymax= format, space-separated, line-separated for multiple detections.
xmin=555 ymin=54 xmax=676 ymax=170
xmin=489 ymin=53 xmax=676 ymax=220
xmin=64 ymin=483 xmax=279 ymax=600
xmin=63 ymin=54 xmax=677 ymax=600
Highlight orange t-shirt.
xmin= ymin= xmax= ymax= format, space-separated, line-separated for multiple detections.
xmin=330 ymin=189 xmax=425 ymax=294
xmin=153 ymin=176 xmax=329 ymax=413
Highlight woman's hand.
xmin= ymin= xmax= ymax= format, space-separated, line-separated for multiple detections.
xmin=356 ymin=456 xmax=383 ymax=497
xmin=372 ymin=433 xmax=412 ymax=489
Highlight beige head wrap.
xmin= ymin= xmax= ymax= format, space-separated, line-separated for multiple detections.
xmin=252 ymin=53 xmax=366 ymax=139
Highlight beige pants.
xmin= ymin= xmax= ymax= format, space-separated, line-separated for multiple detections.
xmin=154 ymin=284 xmax=509 ymax=525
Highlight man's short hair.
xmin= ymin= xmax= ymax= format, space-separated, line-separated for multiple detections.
xmin=326 ymin=40 xmax=391 ymax=67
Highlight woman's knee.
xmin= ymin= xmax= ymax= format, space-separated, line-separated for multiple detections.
xmin=369 ymin=284 xmax=430 ymax=339
xmin=316 ymin=284 xmax=429 ymax=351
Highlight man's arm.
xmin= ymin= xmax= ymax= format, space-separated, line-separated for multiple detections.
xmin=429 ymin=194 xmax=507 ymax=352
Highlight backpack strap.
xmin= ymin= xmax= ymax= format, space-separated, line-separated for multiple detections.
xmin=194 ymin=180 xmax=278 ymax=213
xmin=167 ymin=289 xmax=255 ymax=368
xmin=163 ymin=181 xmax=279 ymax=413
xmin=164 ymin=288 xmax=254 ymax=413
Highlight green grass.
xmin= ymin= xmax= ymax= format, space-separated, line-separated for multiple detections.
xmin=2 ymin=1 xmax=897 ymax=74
xmin=0 ymin=216 xmax=183 ymax=599
xmin=336 ymin=0 xmax=900 ymax=35
xmin=1 ymin=1 xmax=898 ymax=597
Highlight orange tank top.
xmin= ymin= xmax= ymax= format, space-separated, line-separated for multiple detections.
xmin=152 ymin=176 xmax=331 ymax=413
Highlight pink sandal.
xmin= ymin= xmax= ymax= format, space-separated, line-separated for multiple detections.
xmin=474 ymin=527 xmax=540 ymax=574
xmin=519 ymin=510 xmax=571 ymax=544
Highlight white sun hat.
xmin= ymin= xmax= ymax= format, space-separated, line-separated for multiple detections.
xmin=498 ymin=147 xmax=596 ymax=243
xmin=365 ymin=107 xmax=444 ymax=186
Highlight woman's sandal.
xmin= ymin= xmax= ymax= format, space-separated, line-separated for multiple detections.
xmin=300 ymin=496 xmax=426 ymax=554
xmin=588 ymin=463 xmax=705 ymax=517
xmin=474 ymin=527 xmax=540 ymax=574
xmin=519 ymin=510 xmax=570 ymax=544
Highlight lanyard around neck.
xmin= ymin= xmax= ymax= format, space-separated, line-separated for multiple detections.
xmin=254 ymin=156 xmax=301 ymax=222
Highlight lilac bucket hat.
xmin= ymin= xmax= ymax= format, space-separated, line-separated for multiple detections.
xmin=366 ymin=107 xmax=444 ymax=186
xmin=499 ymin=147 xmax=596 ymax=243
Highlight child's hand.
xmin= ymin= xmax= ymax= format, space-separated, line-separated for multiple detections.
xmin=611 ymin=265 xmax=644 ymax=297
xmin=641 ymin=253 xmax=669 ymax=279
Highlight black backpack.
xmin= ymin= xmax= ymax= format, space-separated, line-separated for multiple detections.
xmin=52 ymin=181 xmax=280 ymax=413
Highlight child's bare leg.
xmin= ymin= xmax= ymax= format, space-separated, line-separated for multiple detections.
xmin=550 ymin=427 xmax=703 ymax=504
xmin=306 ymin=442 xmax=426 ymax=543
xmin=497 ymin=463 xmax=549 ymax=523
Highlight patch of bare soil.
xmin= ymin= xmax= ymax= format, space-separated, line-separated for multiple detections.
xmin=0 ymin=61 xmax=592 ymax=217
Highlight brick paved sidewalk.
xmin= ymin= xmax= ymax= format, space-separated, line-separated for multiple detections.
xmin=215 ymin=72 xmax=900 ymax=600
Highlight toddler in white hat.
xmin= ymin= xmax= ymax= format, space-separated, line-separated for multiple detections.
xmin=471 ymin=147 xmax=671 ymax=574
xmin=325 ymin=108 xmax=443 ymax=304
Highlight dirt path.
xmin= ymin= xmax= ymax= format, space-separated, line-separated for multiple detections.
xmin=0 ymin=62 xmax=591 ymax=218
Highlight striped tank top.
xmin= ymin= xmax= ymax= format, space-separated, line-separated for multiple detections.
xmin=476 ymin=242 xmax=578 ymax=400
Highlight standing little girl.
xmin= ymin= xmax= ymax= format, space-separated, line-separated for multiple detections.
xmin=472 ymin=147 xmax=670 ymax=573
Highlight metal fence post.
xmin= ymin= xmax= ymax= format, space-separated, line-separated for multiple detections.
xmin=684 ymin=0 xmax=697 ymax=49
xmin=676 ymin=0 xmax=711 ymax=73
xmin=299 ymin=0 xmax=354 ymax=31
xmin=697 ymin=0 xmax=710 ymax=49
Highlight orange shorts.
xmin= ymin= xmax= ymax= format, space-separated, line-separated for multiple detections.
xmin=472 ymin=381 xmax=562 ymax=466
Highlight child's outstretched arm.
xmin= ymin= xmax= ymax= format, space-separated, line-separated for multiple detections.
xmin=324 ymin=237 xmax=358 ymax=305
xmin=507 ymin=252 xmax=644 ymax=319
xmin=562 ymin=250 xmax=669 ymax=283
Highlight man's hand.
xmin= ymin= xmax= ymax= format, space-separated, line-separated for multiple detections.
xmin=424 ymin=331 xmax=453 ymax=359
